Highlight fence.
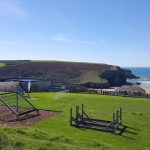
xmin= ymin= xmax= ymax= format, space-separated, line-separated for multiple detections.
xmin=101 ymin=91 xmax=150 ymax=98
xmin=89 ymin=90 xmax=150 ymax=98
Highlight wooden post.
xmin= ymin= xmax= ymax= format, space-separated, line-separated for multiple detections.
xmin=76 ymin=106 xmax=79 ymax=127
xmin=120 ymin=108 xmax=122 ymax=125
xmin=116 ymin=110 xmax=119 ymax=125
xmin=113 ymin=113 xmax=115 ymax=123
xmin=101 ymin=78 xmax=102 ymax=94
xmin=16 ymin=92 xmax=19 ymax=113
xmin=28 ymin=91 xmax=29 ymax=98
xmin=113 ymin=113 xmax=116 ymax=132
xmin=81 ymin=104 xmax=84 ymax=119
xmin=70 ymin=107 xmax=73 ymax=126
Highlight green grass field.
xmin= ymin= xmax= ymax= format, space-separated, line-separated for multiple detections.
xmin=0 ymin=62 xmax=6 ymax=68
xmin=0 ymin=92 xmax=150 ymax=150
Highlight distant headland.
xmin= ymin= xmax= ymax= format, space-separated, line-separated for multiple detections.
xmin=0 ymin=60 xmax=138 ymax=89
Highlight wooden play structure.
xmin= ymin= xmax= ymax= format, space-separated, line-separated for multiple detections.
xmin=0 ymin=91 xmax=39 ymax=119
xmin=70 ymin=104 xmax=124 ymax=134
xmin=0 ymin=82 xmax=39 ymax=120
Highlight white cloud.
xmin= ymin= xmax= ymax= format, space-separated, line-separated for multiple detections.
xmin=49 ymin=36 xmax=71 ymax=43
xmin=49 ymin=35 xmax=96 ymax=44
xmin=77 ymin=40 xmax=96 ymax=44
xmin=0 ymin=0 xmax=27 ymax=18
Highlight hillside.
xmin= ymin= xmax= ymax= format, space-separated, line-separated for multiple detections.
xmin=0 ymin=60 xmax=137 ymax=88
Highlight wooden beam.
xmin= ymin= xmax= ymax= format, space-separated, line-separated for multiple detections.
xmin=76 ymin=106 xmax=79 ymax=127
xmin=120 ymin=108 xmax=122 ymax=125
xmin=70 ymin=107 xmax=73 ymax=126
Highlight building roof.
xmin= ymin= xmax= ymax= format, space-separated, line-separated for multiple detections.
xmin=116 ymin=85 xmax=145 ymax=93
xmin=0 ymin=82 xmax=20 ymax=92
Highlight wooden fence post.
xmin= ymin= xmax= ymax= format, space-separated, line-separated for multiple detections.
xmin=76 ymin=106 xmax=79 ymax=127
xmin=70 ymin=107 xmax=73 ymax=126
xmin=120 ymin=108 xmax=122 ymax=125
xmin=81 ymin=104 xmax=84 ymax=119
xmin=113 ymin=113 xmax=115 ymax=123
xmin=16 ymin=92 xmax=19 ymax=113
xmin=113 ymin=113 xmax=116 ymax=132
xmin=116 ymin=110 xmax=119 ymax=125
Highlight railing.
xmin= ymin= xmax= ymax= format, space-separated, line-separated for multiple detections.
xmin=101 ymin=91 xmax=150 ymax=98
xmin=89 ymin=90 xmax=150 ymax=99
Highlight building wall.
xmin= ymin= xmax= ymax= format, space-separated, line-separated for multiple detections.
xmin=21 ymin=81 xmax=51 ymax=92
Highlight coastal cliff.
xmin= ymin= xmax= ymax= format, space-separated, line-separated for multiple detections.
xmin=100 ymin=67 xmax=138 ymax=87
xmin=0 ymin=61 xmax=137 ymax=88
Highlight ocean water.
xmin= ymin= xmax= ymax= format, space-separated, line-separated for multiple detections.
xmin=126 ymin=67 xmax=150 ymax=90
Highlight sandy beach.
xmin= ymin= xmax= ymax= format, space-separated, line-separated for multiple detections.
xmin=145 ymin=89 xmax=150 ymax=94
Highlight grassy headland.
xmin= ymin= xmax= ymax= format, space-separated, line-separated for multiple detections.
xmin=0 ymin=60 xmax=137 ymax=87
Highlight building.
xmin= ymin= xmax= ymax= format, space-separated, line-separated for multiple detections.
xmin=3 ymin=78 xmax=52 ymax=92
xmin=0 ymin=82 xmax=24 ymax=93
xmin=116 ymin=85 xmax=145 ymax=95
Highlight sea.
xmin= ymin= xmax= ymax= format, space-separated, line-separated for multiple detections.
xmin=126 ymin=67 xmax=150 ymax=91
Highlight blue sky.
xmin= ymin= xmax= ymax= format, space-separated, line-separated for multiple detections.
xmin=0 ymin=0 xmax=150 ymax=67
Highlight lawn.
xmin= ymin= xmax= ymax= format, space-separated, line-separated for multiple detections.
xmin=0 ymin=92 xmax=150 ymax=150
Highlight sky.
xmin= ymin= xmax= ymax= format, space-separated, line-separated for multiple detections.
xmin=0 ymin=0 xmax=150 ymax=67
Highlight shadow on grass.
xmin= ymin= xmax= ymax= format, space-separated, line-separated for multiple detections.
xmin=118 ymin=124 xmax=139 ymax=140
xmin=72 ymin=123 xmax=139 ymax=141
xmin=119 ymin=134 xmax=135 ymax=140
xmin=127 ymin=126 xmax=141 ymax=131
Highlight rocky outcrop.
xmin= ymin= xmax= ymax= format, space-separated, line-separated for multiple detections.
xmin=81 ymin=82 xmax=110 ymax=88
xmin=100 ymin=68 xmax=138 ymax=87
xmin=121 ymin=68 xmax=139 ymax=79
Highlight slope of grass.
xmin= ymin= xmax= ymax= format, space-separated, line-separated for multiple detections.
xmin=0 ymin=61 xmax=113 ymax=85
xmin=0 ymin=93 xmax=150 ymax=150
xmin=111 ymin=66 xmax=118 ymax=70
xmin=70 ymin=70 xmax=108 ymax=84
xmin=0 ymin=62 xmax=6 ymax=68
xmin=31 ymin=60 xmax=109 ymax=65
